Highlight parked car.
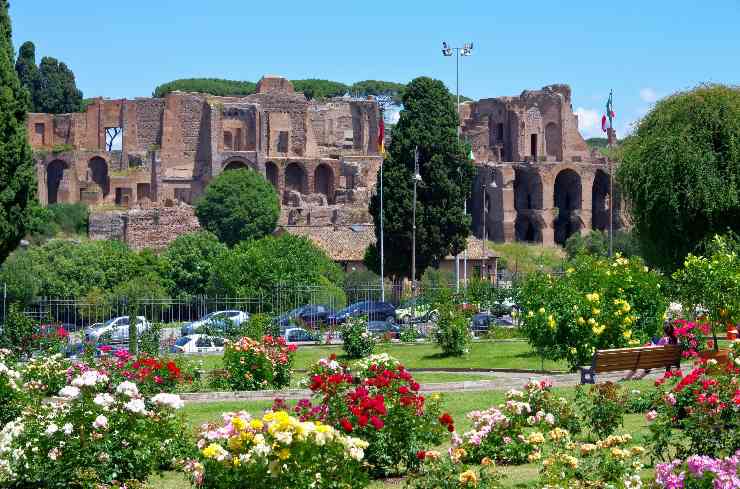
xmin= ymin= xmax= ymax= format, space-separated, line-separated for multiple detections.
xmin=283 ymin=327 xmax=318 ymax=344
xmin=274 ymin=304 xmax=333 ymax=330
xmin=395 ymin=298 xmax=439 ymax=324
xmin=84 ymin=316 xmax=151 ymax=344
xmin=328 ymin=301 xmax=397 ymax=325
xmin=367 ymin=320 xmax=400 ymax=339
xmin=181 ymin=310 xmax=249 ymax=336
xmin=470 ymin=312 xmax=516 ymax=335
xmin=170 ymin=334 xmax=226 ymax=354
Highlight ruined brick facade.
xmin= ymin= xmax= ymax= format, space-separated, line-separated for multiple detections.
xmin=28 ymin=75 xmax=382 ymax=227
xmin=462 ymin=85 xmax=625 ymax=246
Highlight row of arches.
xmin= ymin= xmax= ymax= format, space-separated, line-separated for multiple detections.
xmin=510 ymin=167 xmax=621 ymax=245
xmin=222 ymin=159 xmax=336 ymax=204
xmin=46 ymin=156 xmax=111 ymax=204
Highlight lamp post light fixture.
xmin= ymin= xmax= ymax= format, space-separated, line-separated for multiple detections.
xmin=482 ymin=175 xmax=497 ymax=280
xmin=442 ymin=41 xmax=474 ymax=292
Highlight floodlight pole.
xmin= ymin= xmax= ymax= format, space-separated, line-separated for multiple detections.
xmin=411 ymin=147 xmax=419 ymax=296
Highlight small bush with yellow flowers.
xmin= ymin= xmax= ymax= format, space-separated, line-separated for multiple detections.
xmin=533 ymin=429 xmax=646 ymax=489
xmin=404 ymin=449 xmax=505 ymax=489
xmin=185 ymin=410 xmax=370 ymax=489
xmin=518 ymin=253 xmax=666 ymax=368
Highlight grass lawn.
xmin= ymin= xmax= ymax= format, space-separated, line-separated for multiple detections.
xmin=157 ymin=380 xmax=656 ymax=488
xmin=186 ymin=340 xmax=568 ymax=373
xmin=488 ymin=242 xmax=565 ymax=275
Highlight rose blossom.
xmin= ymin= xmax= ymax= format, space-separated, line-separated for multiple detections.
xmin=92 ymin=415 xmax=108 ymax=430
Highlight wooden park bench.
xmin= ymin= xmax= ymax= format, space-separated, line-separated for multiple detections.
xmin=579 ymin=344 xmax=681 ymax=384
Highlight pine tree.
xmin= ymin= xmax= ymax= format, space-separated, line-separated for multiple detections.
xmin=0 ymin=0 xmax=37 ymax=265
xmin=36 ymin=56 xmax=82 ymax=114
xmin=14 ymin=41 xmax=39 ymax=111
xmin=367 ymin=77 xmax=476 ymax=279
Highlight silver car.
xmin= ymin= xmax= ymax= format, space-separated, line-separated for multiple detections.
xmin=84 ymin=316 xmax=151 ymax=344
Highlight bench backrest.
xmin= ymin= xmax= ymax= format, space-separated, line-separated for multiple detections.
xmin=592 ymin=344 xmax=681 ymax=373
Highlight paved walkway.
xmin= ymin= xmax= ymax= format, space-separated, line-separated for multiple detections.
xmin=179 ymin=369 xmax=658 ymax=403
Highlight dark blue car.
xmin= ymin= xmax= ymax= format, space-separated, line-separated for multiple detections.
xmin=328 ymin=301 xmax=396 ymax=325
xmin=274 ymin=304 xmax=333 ymax=331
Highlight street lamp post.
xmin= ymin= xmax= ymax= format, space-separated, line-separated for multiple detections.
xmin=442 ymin=41 xmax=473 ymax=292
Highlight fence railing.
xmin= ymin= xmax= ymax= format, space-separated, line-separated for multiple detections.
xmin=10 ymin=277 xmax=525 ymax=334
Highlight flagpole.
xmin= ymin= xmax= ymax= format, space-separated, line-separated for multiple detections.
xmin=379 ymin=110 xmax=385 ymax=302
xmin=607 ymin=89 xmax=614 ymax=258
xmin=412 ymin=146 xmax=418 ymax=296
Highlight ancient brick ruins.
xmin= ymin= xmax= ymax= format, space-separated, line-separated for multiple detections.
xmin=27 ymin=75 xmax=383 ymax=229
xmin=462 ymin=84 xmax=624 ymax=246
xmin=27 ymin=78 xmax=623 ymax=250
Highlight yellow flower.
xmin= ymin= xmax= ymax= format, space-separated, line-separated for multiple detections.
xmin=480 ymin=457 xmax=493 ymax=466
xmin=592 ymin=308 xmax=601 ymax=316
xmin=592 ymin=324 xmax=606 ymax=336
xmin=579 ymin=443 xmax=597 ymax=455
xmin=623 ymin=330 xmax=632 ymax=340
xmin=577 ymin=317 xmax=586 ymax=325
xmin=528 ymin=451 xmax=542 ymax=462
xmin=588 ymin=318 xmax=597 ymax=326
xmin=458 ymin=470 xmax=478 ymax=486
xmin=451 ymin=447 xmax=467 ymax=463
xmin=527 ymin=432 xmax=545 ymax=445
xmin=231 ymin=416 xmax=246 ymax=432
xmin=278 ymin=448 xmax=291 ymax=460
xmin=202 ymin=443 xmax=222 ymax=460
xmin=527 ymin=311 xmax=535 ymax=318
xmin=232 ymin=457 xmax=241 ymax=467
xmin=250 ymin=419 xmax=264 ymax=430
xmin=538 ymin=307 xmax=546 ymax=315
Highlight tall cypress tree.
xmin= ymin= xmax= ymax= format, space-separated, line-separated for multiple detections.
xmin=0 ymin=0 xmax=36 ymax=265
xmin=367 ymin=77 xmax=476 ymax=279
xmin=14 ymin=40 xmax=39 ymax=110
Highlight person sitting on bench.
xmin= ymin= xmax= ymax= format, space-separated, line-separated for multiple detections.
xmin=623 ymin=320 xmax=677 ymax=381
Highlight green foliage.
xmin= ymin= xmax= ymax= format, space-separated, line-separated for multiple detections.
xmin=518 ymin=254 xmax=666 ymax=368
xmin=195 ymin=168 xmax=279 ymax=247
xmin=208 ymin=234 xmax=344 ymax=302
xmin=575 ymin=382 xmax=627 ymax=439
xmin=138 ymin=323 xmax=162 ymax=356
xmin=617 ymin=84 xmax=740 ymax=271
xmin=0 ymin=239 xmax=167 ymax=303
xmin=14 ymin=41 xmax=39 ymax=110
xmin=672 ymin=234 xmax=740 ymax=338
xmin=585 ymin=137 xmax=608 ymax=149
xmin=399 ymin=326 xmax=419 ymax=343
xmin=488 ymin=242 xmax=565 ymax=275
xmin=340 ymin=315 xmax=375 ymax=359
xmin=434 ymin=303 xmax=472 ymax=357
xmin=292 ymin=79 xmax=349 ymax=99
xmin=343 ymin=268 xmax=381 ymax=289
xmin=0 ymin=351 xmax=22 ymax=427
xmin=162 ymin=231 xmax=227 ymax=297
xmin=34 ymin=56 xmax=83 ymax=114
xmin=0 ymin=303 xmax=37 ymax=357
xmin=368 ymin=77 xmax=475 ymax=280
xmin=565 ymin=230 xmax=642 ymax=261
xmin=351 ymin=79 xmax=407 ymax=103
xmin=153 ymin=78 xmax=257 ymax=98
xmin=405 ymin=455 xmax=504 ymax=489
xmin=0 ymin=4 xmax=36 ymax=266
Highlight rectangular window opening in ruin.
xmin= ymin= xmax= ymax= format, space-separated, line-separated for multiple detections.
xmin=497 ymin=123 xmax=504 ymax=142
xmin=137 ymin=183 xmax=151 ymax=202
xmin=105 ymin=127 xmax=123 ymax=152
xmin=115 ymin=187 xmax=132 ymax=207
xmin=343 ymin=129 xmax=353 ymax=150
xmin=235 ymin=128 xmax=243 ymax=151
xmin=277 ymin=131 xmax=289 ymax=153
xmin=530 ymin=134 xmax=538 ymax=160
xmin=34 ymin=123 xmax=45 ymax=145
xmin=174 ymin=188 xmax=192 ymax=204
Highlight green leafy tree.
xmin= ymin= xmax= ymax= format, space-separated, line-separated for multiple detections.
xmin=292 ymin=79 xmax=349 ymax=99
xmin=367 ymin=77 xmax=475 ymax=280
xmin=14 ymin=41 xmax=39 ymax=110
xmin=162 ymin=231 xmax=227 ymax=297
xmin=208 ymin=234 xmax=344 ymax=301
xmin=34 ymin=56 xmax=83 ymax=114
xmin=350 ymin=80 xmax=407 ymax=103
xmin=0 ymin=2 xmax=36 ymax=266
xmin=617 ymin=84 xmax=740 ymax=271
xmin=153 ymin=78 xmax=257 ymax=98
xmin=195 ymin=168 xmax=279 ymax=247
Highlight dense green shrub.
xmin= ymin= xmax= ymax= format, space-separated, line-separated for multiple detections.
xmin=0 ymin=304 xmax=38 ymax=358
xmin=565 ymin=229 xmax=641 ymax=260
xmin=162 ymin=231 xmax=226 ymax=297
xmin=575 ymin=382 xmax=627 ymax=439
xmin=518 ymin=254 xmax=666 ymax=368
xmin=617 ymin=84 xmax=740 ymax=271
xmin=195 ymin=168 xmax=279 ymax=247
xmin=153 ymin=78 xmax=257 ymax=97
xmin=292 ymin=79 xmax=349 ymax=99
xmin=434 ymin=303 xmax=472 ymax=357
xmin=340 ymin=315 xmax=375 ymax=358
xmin=223 ymin=336 xmax=295 ymax=390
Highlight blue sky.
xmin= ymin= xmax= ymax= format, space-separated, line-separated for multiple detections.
xmin=9 ymin=1 xmax=740 ymax=138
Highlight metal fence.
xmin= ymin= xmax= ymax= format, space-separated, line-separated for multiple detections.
xmin=7 ymin=277 xmax=525 ymax=334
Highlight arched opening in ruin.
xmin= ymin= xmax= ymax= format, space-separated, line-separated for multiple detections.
xmin=88 ymin=157 xmax=109 ymax=197
xmin=553 ymin=169 xmax=583 ymax=245
xmin=47 ymin=159 xmax=69 ymax=204
xmin=285 ymin=162 xmax=306 ymax=194
xmin=223 ymin=159 xmax=249 ymax=171
xmin=515 ymin=214 xmax=543 ymax=243
xmin=545 ymin=122 xmax=561 ymax=159
xmin=592 ymin=169 xmax=610 ymax=231
xmin=314 ymin=164 xmax=334 ymax=203
xmin=513 ymin=168 xmax=543 ymax=211
xmin=223 ymin=131 xmax=233 ymax=151
xmin=265 ymin=161 xmax=279 ymax=189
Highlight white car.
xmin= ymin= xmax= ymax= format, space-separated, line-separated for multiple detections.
xmin=170 ymin=334 xmax=226 ymax=354
xmin=84 ymin=316 xmax=151 ymax=344
xmin=181 ymin=310 xmax=250 ymax=336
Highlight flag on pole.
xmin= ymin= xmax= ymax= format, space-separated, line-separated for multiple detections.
xmin=602 ymin=90 xmax=615 ymax=133
xmin=378 ymin=115 xmax=385 ymax=156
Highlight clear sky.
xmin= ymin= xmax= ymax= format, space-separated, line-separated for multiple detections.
xmin=9 ymin=1 xmax=740 ymax=138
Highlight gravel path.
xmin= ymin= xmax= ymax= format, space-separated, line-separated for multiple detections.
xmin=178 ymin=369 xmax=658 ymax=403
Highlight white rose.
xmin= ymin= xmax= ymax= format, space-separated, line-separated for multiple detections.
xmin=58 ymin=386 xmax=80 ymax=399
xmin=92 ymin=415 xmax=108 ymax=430
xmin=124 ymin=398 xmax=147 ymax=415
xmin=116 ymin=381 xmax=139 ymax=398
xmin=93 ymin=393 xmax=115 ymax=408
xmin=62 ymin=423 xmax=74 ymax=435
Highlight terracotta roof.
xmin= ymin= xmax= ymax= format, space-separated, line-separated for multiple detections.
xmin=279 ymin=225 xmax=498 ymax=263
